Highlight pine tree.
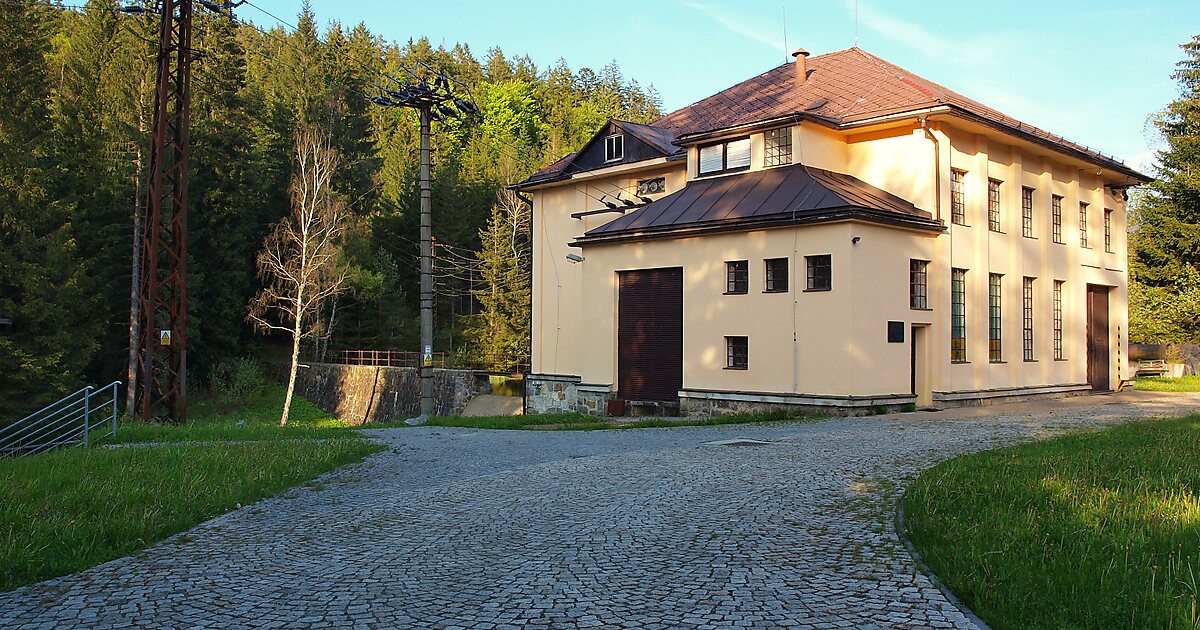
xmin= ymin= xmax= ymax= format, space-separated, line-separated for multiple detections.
xmin=0 ymin=1 xmax=96 ymax=416
xmin=1130 ymin=35 xmax=1200 ymax=342
xmin=463 ymin=191 xmax=530 ymax=371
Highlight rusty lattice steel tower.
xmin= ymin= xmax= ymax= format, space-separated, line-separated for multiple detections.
xmin=137 ymin=0 xmax=193 ymax=422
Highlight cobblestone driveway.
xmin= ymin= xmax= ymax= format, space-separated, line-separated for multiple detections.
xmin=4 ymin=392 xmax=1200 ymax=629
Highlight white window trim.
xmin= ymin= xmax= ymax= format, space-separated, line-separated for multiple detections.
xmin=604 ymin=134 xmax=624 ymax=163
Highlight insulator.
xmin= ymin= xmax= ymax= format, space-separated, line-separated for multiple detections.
xmin=437 ymin=104 xmax=457 ymax=119
xmin=119 ymin=5 xmax=147 ymax=13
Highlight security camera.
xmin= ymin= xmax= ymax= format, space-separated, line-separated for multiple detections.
xmin=851 ymin=236 xmax=862 ymax=244
xmin=565 ymin=253 xmax=585 ymax=263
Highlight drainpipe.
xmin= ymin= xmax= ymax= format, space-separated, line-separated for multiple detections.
xmin=919 ymin=117 xmax=942 ymax=223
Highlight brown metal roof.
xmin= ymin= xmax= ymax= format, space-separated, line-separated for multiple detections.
xmin=577 ymin=163 xmax=943 ymax=245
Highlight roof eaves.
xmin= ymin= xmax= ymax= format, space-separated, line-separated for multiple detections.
xmin=574 ymin=206 xmax=944 ymax=247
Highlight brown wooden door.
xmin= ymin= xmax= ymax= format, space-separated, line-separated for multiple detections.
xmin=1086 ymin=285 xmax=1110 ymax=391
xmin=617 ymin=268 xmax=683 ymax=401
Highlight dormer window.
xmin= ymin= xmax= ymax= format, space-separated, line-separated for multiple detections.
xmin=764 ymin=127 xmax=792 ymax=167
xmin=698 ymin=137 xmax=751 ymax=176
xmin=604 ymin=134 xmax=624 ymax=162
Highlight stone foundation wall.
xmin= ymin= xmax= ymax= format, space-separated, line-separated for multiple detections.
xmin=280 ymin=363 xmax=486 ymax=425
xmin=679 ymin=394 xmax=916 ymax=418
xmin=525 ymin=374 xmax=611 ymax=416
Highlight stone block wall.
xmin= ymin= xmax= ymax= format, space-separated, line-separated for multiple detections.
xmin=281 ymin=363 xmax=486 ymax=425
xmin=525 ymin=374 xmax=611 ymax=416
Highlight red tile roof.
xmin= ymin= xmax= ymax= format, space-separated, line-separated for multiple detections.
xmin=519 ymin=47 xmax=1146 ymax=188
xmin=653 ymin=48 xmax=1143 ymax=180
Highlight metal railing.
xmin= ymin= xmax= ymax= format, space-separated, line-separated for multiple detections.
xmin=0 ymin=381 xmax=122 ymax=458
xmin=332 ymin=350 xmax=448 ymax=368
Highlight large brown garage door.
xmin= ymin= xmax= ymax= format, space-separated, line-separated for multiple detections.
xmin=617 ymin=268 xmax=683 ymax=401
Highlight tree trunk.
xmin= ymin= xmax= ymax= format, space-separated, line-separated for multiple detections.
xmin=281 ymin=292 xmax=304 ymax=427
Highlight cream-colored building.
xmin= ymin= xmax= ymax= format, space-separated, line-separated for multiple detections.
xmin=516 ymin=48 xmax=1149 ymax=415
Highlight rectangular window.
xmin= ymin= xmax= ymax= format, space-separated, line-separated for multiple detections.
xmin=988 ymin=178 xmax=1002 ymax=232
xmin=726 ymin=336 xmax=748 ymax=369
xmin=989 ymin=273 xmax=1003 ymax=363
xmin=1022 ymin=187 xmax=1034 ymax=238
xmin=726 ymin=260 xmax=748 ymax=294
xmin=1023 ymin=277 xmax=1035 ymax=361
xmin=698 ymin=137 xmax=751 ymax=176
xmin=951 ymin=268 xmax=967 ymax=362
xmin=1105 ymin=209 xmax=1114 ymax=253
xmin=806 ymin=255 xmax=831 ymax=291
xmin=1053 ymin=280 xmax=1064 ymax=360
xmin=951 ymin=169 xmax=967 ymax=225
xmin=764 ymin=127 xmax=792 ymax=167
xmin=764 ymin=258 xmax=788 ymax=292
xmin=604 ymin=134 xmax=623 ymax=162
xmin=1079 ymin=202 xmax=1090 ymax=248
xmin=910 ymin=259 xmax=929 ymax=310
xmin=1052 ymin=195 xmax=1064 ymax=244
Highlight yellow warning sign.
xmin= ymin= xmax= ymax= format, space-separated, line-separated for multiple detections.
xmin=159 ymin=330 xmax=172 ymax=346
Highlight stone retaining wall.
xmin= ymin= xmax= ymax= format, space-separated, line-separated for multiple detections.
xmin=280 ymin=363 xmax=487 ymax=425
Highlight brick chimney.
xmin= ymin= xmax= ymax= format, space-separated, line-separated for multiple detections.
xmin=792 ymin=48 xmax=810 ymax=86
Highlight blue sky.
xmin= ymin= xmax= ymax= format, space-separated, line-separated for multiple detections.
xmin=244 ymin=0 xmax=1195 ymax=173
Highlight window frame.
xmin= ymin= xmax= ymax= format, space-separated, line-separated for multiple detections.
xmin=1104 ymin=209 xmax=1114 ymax=253
xmin=1053 ymin=280 xmax=1065 ymax=360
xmin=603 ymin=133 xmax=624 ymax=163
xmin=1022 ymin=187 xmax=1035 ymax=238
xmin=1051 ymin=194 xmax=1064 ymax=244
xmin=910 ymin=259 xmax=929 ymax=310
xmin=988 ymin=178 xmax=1003 ymax=232
xmin=764 ymin=258 xmax=789 ymax=293
xmin=951 ymin=169 xmax=967 ymax=225
xmin=725 ymin=260 xmax=749 ymax=295
xmin=951 ymin=268 xmax=967 ymax=362
xmin=697 ymin=136 xmax=751 ymax=177
xmin=805 ymin=254 xmax=832 ymax=292
xmin=989 ymin=273 xmax=1003 ymax=363
xmin=1023 ymin=277 xmax=1035 ymax=362
xmin=764 ymin=127 xmax=793 ymax=168
xmin=725 ymin=336 xmax=748 ymax=370
xmin=1080 ymin=202 xmax=1090 ymax=248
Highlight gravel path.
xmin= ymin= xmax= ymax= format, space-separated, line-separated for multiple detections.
xmin=4 ymin=391 xmax=1199 ymax=629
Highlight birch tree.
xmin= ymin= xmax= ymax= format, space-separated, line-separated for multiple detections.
xmin=249 ymin=127 xmax=347 ymax=426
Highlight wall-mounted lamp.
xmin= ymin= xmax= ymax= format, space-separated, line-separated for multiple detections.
xmin=566 ymin=253 xmax=585 ymax=263
xmin=851 ymin=236 xmax=862 ymax=245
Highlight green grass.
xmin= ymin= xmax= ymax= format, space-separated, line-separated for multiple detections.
xmin=1135 ymin=375 xmax=1200 ymax=392
xmin=903 ymin=415 xmax=1200 ymax=629
xmin=365 ymin=408 xmax=824 ymax=431
xmin=110 ymin=384 xmax=353 ymax=443
xmin=0 ymin=438 xmax=380 ymax=591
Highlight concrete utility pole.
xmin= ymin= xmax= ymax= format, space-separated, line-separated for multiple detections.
xmin=418 ymin=106 xmax=434 ymax=416
xmin=366 ymin=64 xmax=482 ymax=419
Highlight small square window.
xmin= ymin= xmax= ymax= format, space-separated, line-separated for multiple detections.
xmin=726 ymin=261 xmax=748 ymax=294
xmin=726 ymin=336 xmax=748 ymax=369
xmin=604 ymin=134 xmax=624 ymax=162
xmin=764 ymin=258 xmax=788 ymax=292
xmin=806 ymin=255 xmax=831 ymax=291
xmin=764 ymin=127 xmax=792 ymax=167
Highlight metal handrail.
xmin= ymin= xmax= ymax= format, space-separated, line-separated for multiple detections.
xmin=0 ymin=381 xmax=122 ymax=457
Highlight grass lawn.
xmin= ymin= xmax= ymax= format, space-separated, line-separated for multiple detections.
xmin=366 ymin=408 xmax=824 ymax=431
xmin=1134 ymin=374 xmax=1200 ymax=392
xmin=903 ymin=415 xmax=1200 ymax=629
xmin=111 ymin=384 xmax=353 ymax=443
xmin=1 ymin=438 xmax=380 ymax=591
